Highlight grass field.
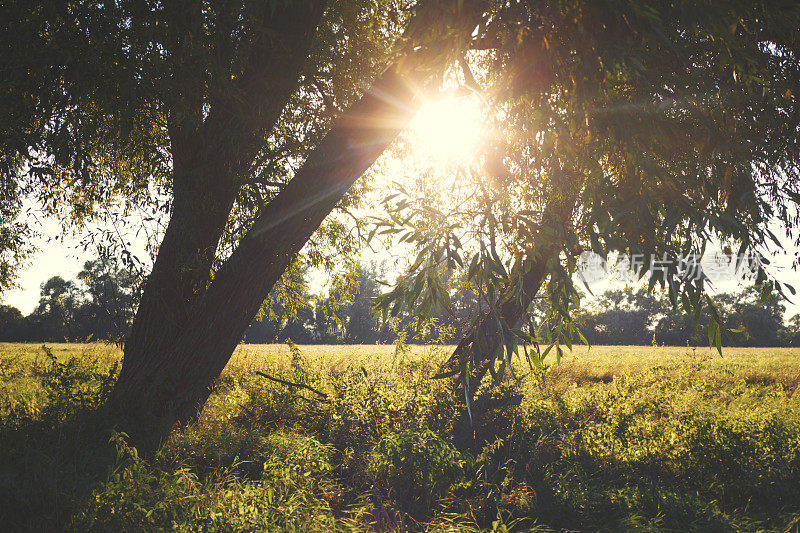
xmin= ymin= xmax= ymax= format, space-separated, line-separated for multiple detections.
xmin=1 ymin=342 xmax=799 ymax=531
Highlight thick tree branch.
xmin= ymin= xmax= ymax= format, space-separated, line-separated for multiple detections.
xmin=111 ymin=0 xmax=489 ymax=428
xmin=202 ymin=0 xmax=328 ymax=171
xmin=443 ymin=175 xmax=583 ymax=399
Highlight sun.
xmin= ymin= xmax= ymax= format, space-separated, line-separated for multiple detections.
xmin=408 ymin=95 xmax=484 ymax=164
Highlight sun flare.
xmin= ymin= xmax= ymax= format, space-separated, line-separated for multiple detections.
xmin=409 ymin=96 xmax=484 ymax=164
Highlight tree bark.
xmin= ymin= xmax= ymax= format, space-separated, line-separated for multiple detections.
xmin=111 ymin=67 xmax=421 ymax=431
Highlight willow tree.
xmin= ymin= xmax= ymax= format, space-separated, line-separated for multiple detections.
xmin=373 ymin=0 xmax=800 ymax=398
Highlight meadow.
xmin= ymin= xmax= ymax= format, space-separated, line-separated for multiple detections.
xmin=1 ymin=341 xmax=799 ymax=531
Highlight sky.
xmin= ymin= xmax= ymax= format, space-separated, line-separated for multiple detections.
xmin=2 ymin=210 xmax=154 ymax=315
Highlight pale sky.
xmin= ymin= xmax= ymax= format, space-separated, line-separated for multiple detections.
xmin=2 ymin=212 xmax=154 ymax=315
xmin=4 ymin=237 xmax=87 ymax=314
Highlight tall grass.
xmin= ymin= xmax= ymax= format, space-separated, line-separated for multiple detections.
xmin=1 ymin=342 xmax=799 ymax=531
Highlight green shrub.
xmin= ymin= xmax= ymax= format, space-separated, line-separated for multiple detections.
xmin=369 ymin=428 xmax=468 ymax=519
xmin=74 ymin=430 xmax=341 ymax=532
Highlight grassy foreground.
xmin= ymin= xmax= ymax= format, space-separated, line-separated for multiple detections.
xmin=1 ymin=342 xmax=799 ymax=531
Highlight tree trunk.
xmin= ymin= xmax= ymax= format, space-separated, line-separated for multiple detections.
xmin=110 ymin=0 xmax=329 ymax=438
xmin=449 ymin=249 xmax=553 ymax=391
xmin=122 ymin=0 xmax=328 ymax=377
xmin=111 ymin=67 xmax=421 ymax=433
xmin=117 ymin=171 xmax=237 ymax=390
xmin=445 ymin=179 xmax=582 ymax=399
xmin=110 ymin=1 xmax=488 ymax=444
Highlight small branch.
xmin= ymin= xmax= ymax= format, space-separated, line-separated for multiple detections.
xmin=255 ymin=371 xmax=329 ymax=400
xmin=341 ymin=207 xmax=376 ymax=252
xmin=247 ymin=172 xmax=287 ymax=188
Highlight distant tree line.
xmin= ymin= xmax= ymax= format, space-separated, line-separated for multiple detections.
xmin=558 ymin=286 xmax=798 ymax=347
xmin=0 ymin=258 xmax=140 ymax=343
xmin=245 ymin=272 xmax=800 ymax=347
xmin=1 ymin=259 xmax=799 ymax=347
